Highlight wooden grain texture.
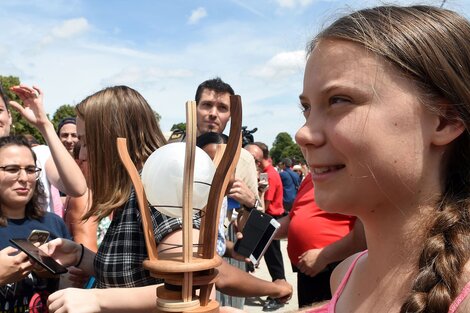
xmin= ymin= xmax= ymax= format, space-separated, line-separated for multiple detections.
xmin=202 ymin=95 xmax=242 ymax=259
xmin=116 ymin=138 xmax=158 ymax=261
xmin=182 ymin=100 xmax=197 ymax=301
xmin=197 ymin=95 xmax=242 ymax=308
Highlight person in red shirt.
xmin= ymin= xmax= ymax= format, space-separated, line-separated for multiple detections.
xmin=245 ymin=142 xmax=286 ymax=311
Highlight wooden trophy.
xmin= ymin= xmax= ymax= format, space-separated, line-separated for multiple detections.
xmin=117 ymin=95 xmax=243 ymax=312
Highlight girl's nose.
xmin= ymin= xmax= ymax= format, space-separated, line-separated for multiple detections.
xmin=295 ymin=120 xmax=325 ymax=149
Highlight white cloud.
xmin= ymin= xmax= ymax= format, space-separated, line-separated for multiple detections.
xmin=277 ymin=0 xmax=295 ymax=8
xmin=251 ymin=50 xmax=306 ymax=78
xmin=104 ymin=66 xmax=193 ymax=86
xmin=276 ymin=0 xmax=313 ymax=9
xmin=84 ymin=43 xmax=158 ymax=60
xmin=41 ymin=17 xmax=90 ymax=45
xmin=188 ymin=7 xmax=207 ymax=25
xmin=230 ymin=0 xmax=265 ymax=17
xmin=51 ymin=17 xmax=89 ymax=38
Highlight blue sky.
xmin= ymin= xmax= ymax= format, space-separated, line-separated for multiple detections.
xmin=1 ymin=0 xmax=468 ymax=146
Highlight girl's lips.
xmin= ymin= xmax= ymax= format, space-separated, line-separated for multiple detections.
xmin=311 ymin=164 xmax=346 ymax=181
xmin=15 ymin=188 xmax=30 ymax=194
xmin=312 ymin=164 xmax=345 ymax=174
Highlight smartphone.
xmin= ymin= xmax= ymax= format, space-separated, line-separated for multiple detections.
xmin=9 ymin=238 xmax=68 ymax=275
xmin=28 ymin=230 xmax=50 ymax=245
xmin=259 ymin=173 xmax=268 ymax=182
xmin=234 ymin=210 xmax=280 ymax=266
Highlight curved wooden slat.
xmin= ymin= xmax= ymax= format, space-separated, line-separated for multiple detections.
xmin=201 ymin=95 xmax=242 ymax=259
xmin=117 ymin=138 xmax=158 ymax=260
xmin=182 ymin=100 xmax=197 ymax=301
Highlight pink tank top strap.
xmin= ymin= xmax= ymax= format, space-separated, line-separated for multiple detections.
xmin=306 ymin=250 xmax=368 ymax=313
xmin=448 ymin=280 xmax=470 ymax=313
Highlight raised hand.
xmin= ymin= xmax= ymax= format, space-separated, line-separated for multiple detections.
xmin=9 ymin=85 xmax=51 ymax=130
xmin=9 ymin=85 xmax=87 ymax=198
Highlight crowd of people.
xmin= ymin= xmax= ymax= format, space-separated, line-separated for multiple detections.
xmin=0 ymin=4 xmax=469 ymax=313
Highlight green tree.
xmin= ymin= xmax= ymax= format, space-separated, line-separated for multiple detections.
xmin=51 ymin=104 xmax=76 ymax=129
xmin=270 ymin=132 xmax=304 ymax=164
xmin=0 ymin=75 xmax=46 ymax=144
xmin=154 ymin=111 xmax=161 ymax=123
xmin=283 ymin=144 xmax=304 ymax=164
xmin=171 ymin=122 xmax=186 ymax=132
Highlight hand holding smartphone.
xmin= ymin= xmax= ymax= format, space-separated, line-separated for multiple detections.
xmin=258 ymin=173 xmax=269 ymax=192
xmin=10 ymin=238 xmax=68 ymax=275
xmin=234 ymin=210 xmax=280 ymax=266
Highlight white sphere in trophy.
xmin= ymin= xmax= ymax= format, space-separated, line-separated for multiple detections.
xmin=141 ymin=142 xmax=215 ymax=218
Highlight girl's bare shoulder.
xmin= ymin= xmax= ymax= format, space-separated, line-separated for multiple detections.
xmin=330 ymin=251 xmax=366 ymax=294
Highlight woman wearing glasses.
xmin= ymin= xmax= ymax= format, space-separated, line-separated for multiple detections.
xmin=0 ymin=135 xmax=71 ymax=313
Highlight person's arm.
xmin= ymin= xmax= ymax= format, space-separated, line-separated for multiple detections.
xmin=274 ymin=215 xmax=290 ymax=239
xmin=44 ymin=238 xmax=96 ymax=276
xmin=264 ymin=199 xmax=272 ymax=213
xmin=297 ymin=218 xmax=366 ymax=277
xmin=215 ymin=259 xmax=292 ymax=301
xmin=0 ymin=246 xmax=33 ymax=285
xmin=65 ymin=190 xmax=99 ymax=252
xmin=9 ymin=85 xmax=86 ymax=197
xmin=235 ymin=150 xmax=263 ymax=211
xmin=48 ymin=285 xmax=157 ymax=313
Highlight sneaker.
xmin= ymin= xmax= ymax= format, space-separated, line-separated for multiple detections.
xmin=262 ymin=297 xmax=284 ymax=312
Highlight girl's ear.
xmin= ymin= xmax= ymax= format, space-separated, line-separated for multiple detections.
xmin=432 ymin=115 xmax=465 ymax=146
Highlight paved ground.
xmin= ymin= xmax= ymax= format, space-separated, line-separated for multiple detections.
xmin=244 ymin=239 xmax=298 ymax=313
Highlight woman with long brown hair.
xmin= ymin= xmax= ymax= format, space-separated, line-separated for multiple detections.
xmin=297 ymin=5 xmax=470 ymax=313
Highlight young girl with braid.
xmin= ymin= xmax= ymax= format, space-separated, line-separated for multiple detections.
xmin=296 ymin=5 xmax=470 ymax=313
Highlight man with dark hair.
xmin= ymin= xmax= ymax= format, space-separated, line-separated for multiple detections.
xmin=245 ymin=142 xmax=286 ymax=311
xmin=192 ymin=78 xmax=267 ymax=308
xmin=57 ymin=117 xmax=78 ymax=156
xmin=171 ymin=77 xmax=262 ymax=213
xmin=169 ymin=77 xmax=263 ymax=217
xmin=195 ymin=77 xmax=234 ymax=106
xmin=195 ymin=77 xmax=235 ymax=136
xmin=279 ymin=157 xmax=300 ymax=213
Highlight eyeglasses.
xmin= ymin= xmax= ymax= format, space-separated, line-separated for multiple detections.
xmin=252 ymin=157 xmax=262 ymax=164
xmin=0 ymin=165 xmax=42 ymax=180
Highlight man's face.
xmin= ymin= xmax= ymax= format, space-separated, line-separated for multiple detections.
xmin=245 ymin=144 xmax=264 ymax=171
xmin=196 ymin=88 xmax=231 ymax=135
xmin=59 ymin=123 xmax=78 ymax=154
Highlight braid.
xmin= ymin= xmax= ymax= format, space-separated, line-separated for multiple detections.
xmin=400 ymin=197 xmax=470 ymax=312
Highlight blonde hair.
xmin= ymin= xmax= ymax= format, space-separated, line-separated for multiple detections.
xmin=76 ymin=86 xmax=166 ymax=220
xmin=311 ymin=5 xmax=470 ymax=312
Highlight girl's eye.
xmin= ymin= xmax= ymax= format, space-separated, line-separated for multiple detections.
xmin=298 ymin=103 xmax=310 ymax=115
xmin=329 ymin=96 xmax=351 ymax=106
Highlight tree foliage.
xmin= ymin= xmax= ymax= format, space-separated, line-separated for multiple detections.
xmin=51 ymin=104 xmax=76 ymax=129
xmin=171 ymin=122 xmax=186 ymax=132
xmin=154 ymin=111 xmax=161 ymax=123
xmin=270 ymin=132 xmax=304 ymax=164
